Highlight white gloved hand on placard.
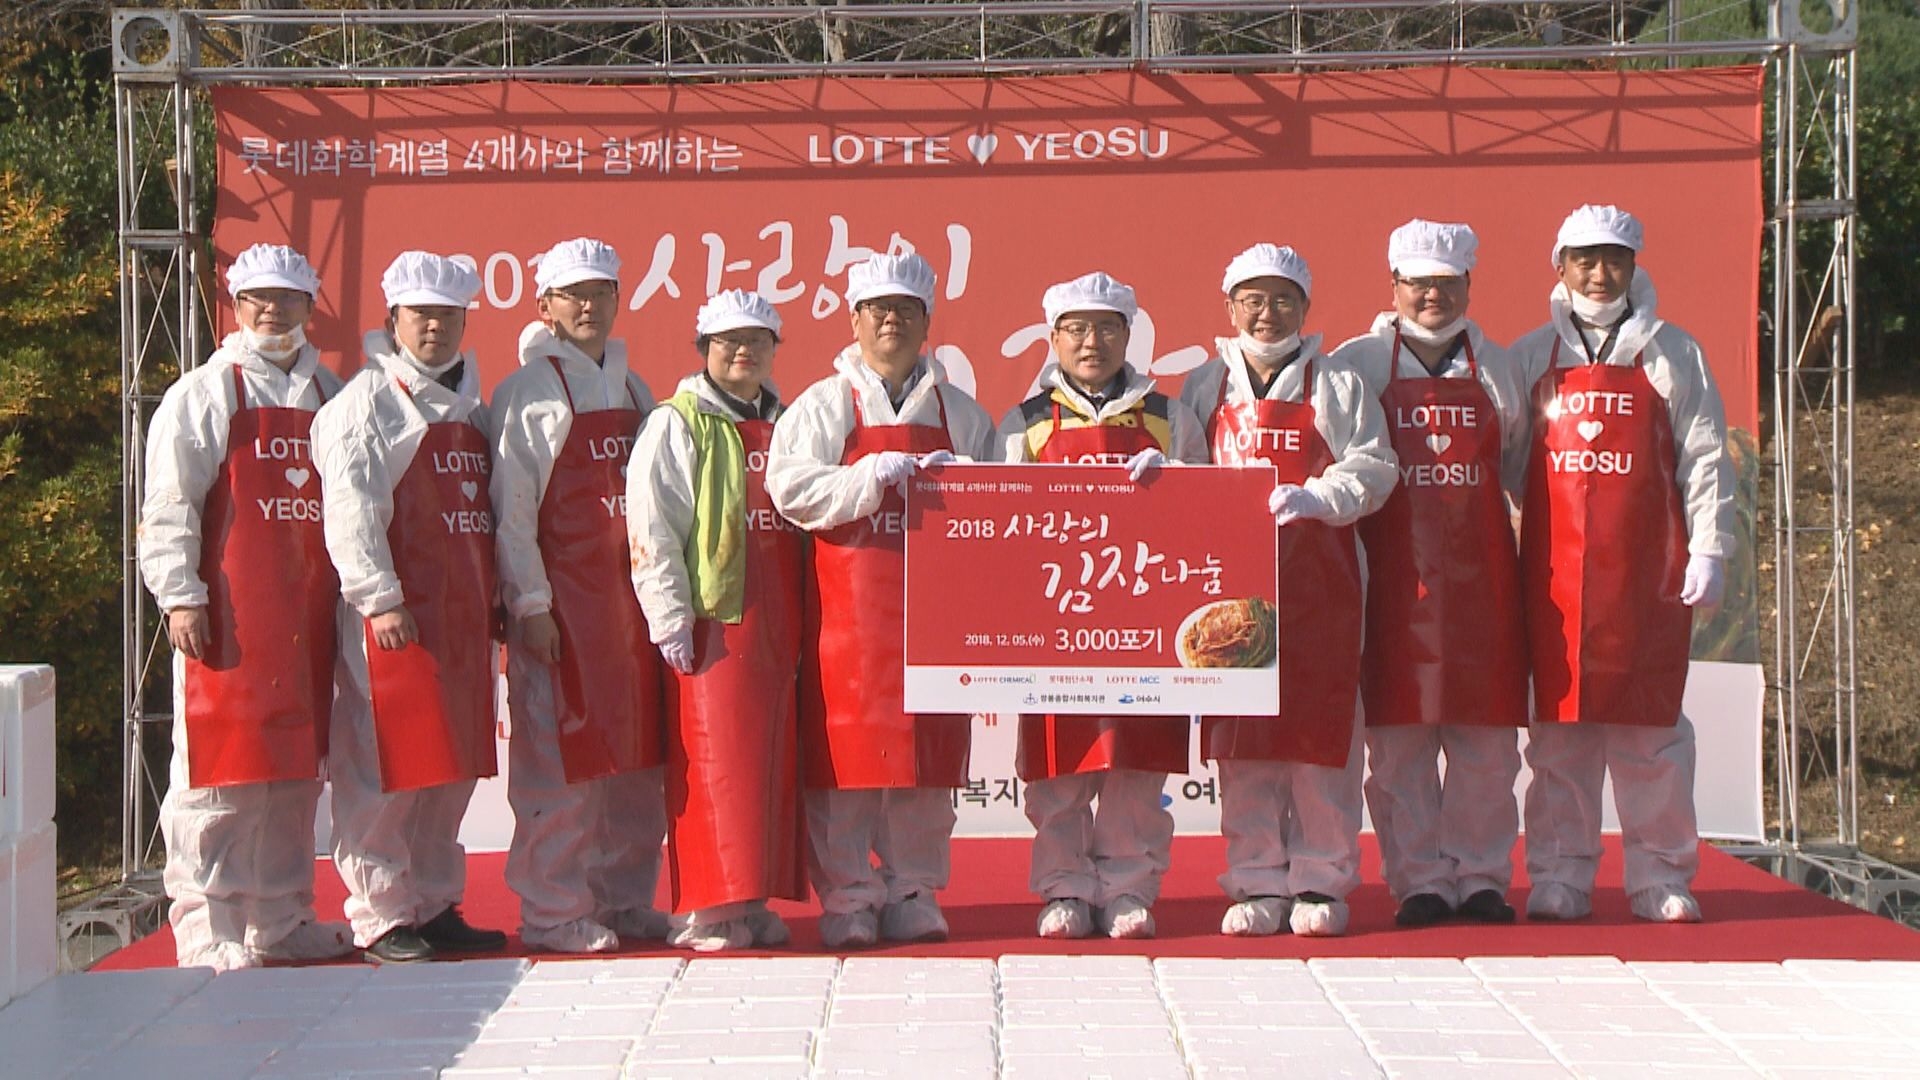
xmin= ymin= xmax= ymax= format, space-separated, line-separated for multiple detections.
xmin=1679 ymin=553 xmax=1725 ymax=608
xmin=871 ymin=450 xmax=916 ymax=490
xmin=1123 ymin=447 xmax=1166 ymax=482
xmin=1267 ymin=483 xmax=1328 ymax=526
xmin=659 ymin=627 xmax=696 ymax=675
xmin=918 ymin=449 xmax=956 ymax=469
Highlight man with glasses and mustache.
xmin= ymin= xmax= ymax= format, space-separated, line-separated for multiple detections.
xmin=766 ymin=253 xmax=997 ymax=949
xmin=490 ymin=237 xmax=671 ymax=954
xmin=1179 ymin=243 xmax=1396 ymax=938
xmin=1332 ymin=219 xmax=1532 ymax=930
xmin=140 ymin=243 xmax=354 ymax=971
xmin=995 ymin=271 xmax=1208 ymax=941
xmin=1509 ymin=205 xmax=1733 ymax=925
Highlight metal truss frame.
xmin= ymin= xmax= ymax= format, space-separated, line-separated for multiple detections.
xmin=92 ymin=0 xmax=1898 ymax=962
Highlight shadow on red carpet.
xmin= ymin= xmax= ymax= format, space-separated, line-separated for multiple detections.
xmin=93 ymin=837 xmax=1920 ymax=971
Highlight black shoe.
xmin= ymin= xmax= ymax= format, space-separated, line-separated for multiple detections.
xmin=419 ymin=904 xmax=509 ymax=952
xmin=363 ymin=926 xmax=436 ymax=964
xmin=1394 ymin=892 xmax=1454 ymax=928
xmin=1457 ymin=889 xmax=1517 ymax=924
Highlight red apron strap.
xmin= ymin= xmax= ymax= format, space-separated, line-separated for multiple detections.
xmin=546 ymin=356 xmax=579 ymax=414
xmin=230 ymin=366 xmax=248 ymax=409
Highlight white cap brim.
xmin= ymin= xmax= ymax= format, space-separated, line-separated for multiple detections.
xmin=1050 ymin=301 xmax=1132 ymax=324
xmin=1552 ymin=229 xmax=1641 ymax=264
xmin=387 ymin=287 xmax=471 ymax=309
xmin=850 ymin=286 xmax=930 ymax=308
xmin=541 ymin=266 xmax=618 ymax=292
xmin=1391 ymin=257 xmax=1467 ymax=279
xmin=230 ymin=271 xmax=316 ymax=297
xmin=699 ymin=312 xmax=779 ymax=336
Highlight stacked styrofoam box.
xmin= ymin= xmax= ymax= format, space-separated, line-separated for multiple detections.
xmin=628 ymin=956 xmax=834 ymax=1079
xmin=1638 ymin=960 xmax=1920 ymax=1078
xmin=1156 ymin=957 xmax=1380 ymax=1079
xmin=444 ymin=956 xmax=679 ymax=1078
xmin=1313 ymin=957 xmax=1562 ymax=1077
xmin=255 ymin=958 xmax=526 ymax=1078
xmin=998 ymin=954 xmax=1187 ymax=1079
xmin=816 ymin=957 xmax=999 ymax=1078
xmin=1 ymin=664 xmax=57 ymax=1010
xmin=1469 ymin=956 xmax=1737 ymax=1077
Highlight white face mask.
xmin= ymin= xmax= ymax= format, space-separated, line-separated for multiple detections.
xmin=1238 ymin=332 xmax=1299 ymax=365
xmin=1398 ymin=316 xmax=1467 ymax=347
xmin=1567 ymin=291 xmax=1630 ymax=325
xmin=240 ymin=325 xmax=307 ymax=362
xmin=399 ymin=341 xmax=464 ymax=380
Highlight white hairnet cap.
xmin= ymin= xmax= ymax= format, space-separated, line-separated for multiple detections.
xmin=1552 ymin=204 xmax=1644 ymax=265
xmin=381 ymin=250 xmax=480 ymax=308
xmin=535 ymin=237 xmax=621 ymax=293
xmin=1043 ymin=271 xmax=1138 ymax=326
xmin=845 ymin=253 xmax=937 ymax=315
xmin=697 ymin=289 xmax=783 ymax=337
xmin=1222 ymin=243 xmax=1312 ymax=299
xmin=226 ymin=243 xmax=320 ymax=298
xmin=1388 ymin=219 xmax=1478 ymax=277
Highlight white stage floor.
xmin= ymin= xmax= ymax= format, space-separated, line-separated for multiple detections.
xmin=2 ymin=955 xmax=1918 ymax=1078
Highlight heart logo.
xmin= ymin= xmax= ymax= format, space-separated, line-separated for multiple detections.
xmin=966 ymin=133 xmax=998 ymax=164
xmin=284 ymin=467 xmax=310 ymax=489
xmin=461 ymin=480 xmax=479 ymax=501
xmin=1424 ymin=433 xmax=1452 ymax=456
xmin=1576 ymin=420 xmax=1604 ymax=443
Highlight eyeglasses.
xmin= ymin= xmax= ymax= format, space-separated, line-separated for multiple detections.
xmin=236 ymin=289 xmax=309 ymax=310
xmin=1054 ymin=321 xmax=1127 ymax=341
xmin=857 ymin=298 xmax=925 ymax=320
xmin=1231 ymin=293 xmax=1301 ymax=315
xmin=709 ymin=333 xmax=774 ymax=352
xmin=1394 ymin=275 xmax=1466 ymax=295
xmin=548 ymin=283 xmax=617 ymax=306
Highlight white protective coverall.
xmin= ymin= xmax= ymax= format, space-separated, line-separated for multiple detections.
xmin=1332 ymin=313 xmax=1530 ymax=906
xmin=764 ymin=348 xmax=996 ymax=928
xmin=141 ymin=336 xmax=347 ymax=968
xmin=1508 ymin=269 xmax=1735 ymax=913
xmin=1177 ymin=336 xmax=1397 ymax=920
xmin=490 ymin=323 xmax=666 ymax=942
xmin=995 ymin=361 xmax=1209 ymax=918
xmin=313 ymin=331 xmax=492 ymax=947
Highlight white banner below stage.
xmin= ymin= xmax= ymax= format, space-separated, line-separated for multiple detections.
xmin=312 ymin=661 xmax=1766 ymax=855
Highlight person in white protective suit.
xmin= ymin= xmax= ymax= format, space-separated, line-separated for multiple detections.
xmin=491 ymin=237 xmax=670 ymax=954
xmin=627 ymin=290 xmax=809 ymax=952
xmin=313 ymin=251 xmax=509 ymax=963
xmin=996 ymin=271 xmax=1209 ymax=940
xmin=139 ymin=243 xmax=354 ymax=972
xmin=1510 ymin=205 xmax=1733 ymax=924
xmin=1178 ymin=243 xmax=1397 ymax=938
xmin=766 ymin=253 xmax=998 ymax=949
xmin=1331 ymin=220 xmax=1532 ymax=928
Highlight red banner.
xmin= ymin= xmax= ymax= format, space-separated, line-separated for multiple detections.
xmin=213 ymin=67 xmax=1763 ymax=432
xmin=903 ymin=464 xmax=1279 ymax=715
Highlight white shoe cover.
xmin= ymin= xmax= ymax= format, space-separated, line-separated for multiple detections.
xmin=1525 ymin=882 xmax=1593 ymax=921
xmin=1220 ymin=896 xmax=1291 ymax=937
xmin=820 ymin=909 xmax=880 ymax=950
xmin=603 ymin=906 xmax=672 ymax=942
xmin=1036 ymin=898 xmax=1093 ymax=939
xmin=1099 ymin=896 xmax=1156 ymax=940
xmin=257 ymin=920 xmax=354 ymax=961
xmin=1289 ymin=898 xmax=1350 ymax=937
xmin=879 ymin=892 xmax=949 ymax=943
xmin=522 ymin=917 xmax=620 ymax=954
xmin=1630 ymin=887 xmax=1703 ymax=923
xmin=181 ymin=940 xmax=262 ymax=973
xmin=671 ymin=919 xmax=754 ymax=953
xmin=744 ymin=905 xmax=791 ymax=947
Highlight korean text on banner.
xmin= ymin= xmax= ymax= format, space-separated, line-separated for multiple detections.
xmin=904 ymin=463 xmax=1279 ymax=716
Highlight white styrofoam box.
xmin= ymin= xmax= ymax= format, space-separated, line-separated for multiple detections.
xmin=625 ymin=1063 xmax=809 ymax=1080
xmin=1783 ymin=959 xmax=1920 ymax=984
xmin=477 ymin=1005 xmax=655 ymax=1041
xmin=1336 ymin=1002 xmax=1530 ymax=1035
xmin=1631 ymin=961 xmax=1801 ymax=986
xmin=999 ymin=997 xmax=1172 ymax=1027
xmin=1719 ymin=1034 xmax=1920 ymax=1071
xmin=364 ymin=956 xmax=529 ymax=987
xmin=1378 ymin=1064 xmax=1571 ymax=1080
xmin=0 ymin=968 xmax=213 ymax=1076
xmin=503 ymin=978 xmax=668 ymax=1010
xmin=998 ymin=1023 xmax=1182 ymax=1056
xmin=254 ymin=1038 xmax=459 ymax=1077
xmin=1180 ymin=1026 xmax=1374 ymax=1058
xmin=998 ymin=954 xmax=1153 ymax=978
xmin=1510 ymin=1002 xmax=1713 ymax=1035
xmin=1483 ymin=981 xmax=1667 ymax=1009
xmin=8 ymin=822 xmax=56 ymax=1000
xmin=648 ymin=996 xmax=827 ymax=1034
xmin=81 ymin=1041 xmax=278 ymax=1080
xmin=1000 ymin=1056 xmax=1193 ymax=1080
xmin=520 ymin=956 xmax=683 ymax=985
xmin=684 ymin=956 xmax=840 ymax=979
xmin=1166 ymin=1000 xmax=1350 ymax=1030
xmin=1682 ymin=1003 xmax=1892 ymax=1040
xmin=1324 ymin=979 xmax=1501 ymax=1005
xmin=1354 ymin=1028 xmax=1559 ymax=1063
xmin=1310 ymin=957 xmax=1475 ymax=982
xmin=825 ymin=991 xmax=999 ymax=1026
xmin=631 ymin=1029 xmax=814 ymax=1064
xmin=833 ymin=956 xmax=995 ymax=997
xmin=666 ymin=972 xmax=835 ymax=1000
xmin=348 ymin=979 xmax=518 ymax=1014
xmin=0 ymin=664 xmax=56 ymax=836
xmin=1539 ymin=1031 xmax=1749 ymax=1067
xmin=1464 ymin=955 xmax=1634 ymax=982
xmin=814 ymin=1025 xmax=998 ymax=1058
xmin=452 ymin=1035 xmax=635 ymax=1071
xmin=298 ymin=1003 xmax=492 ymax=1046
xmin=1191 ymin=1059 xmax=1384 ymax=1080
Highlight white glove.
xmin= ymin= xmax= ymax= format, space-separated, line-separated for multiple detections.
xmin=1267 ymin=483 xmax=1328 ymax=526
xmin=918 ymin=449 xmax=956 ymax=469
xmin=1679 ymin=553 xmax=1725 ymax=608
xmin=1124 ymin=447 xmax=1166 ymax=482
xmin=658 ymin=627 xmax=695 ymax=675
xmin=870 ymin=450 xmax=916 ymax=490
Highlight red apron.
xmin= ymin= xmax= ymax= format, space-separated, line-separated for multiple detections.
xmin=1358 ymin=336 xmax=1528 ymax=728
xmin=536 ymin=359 xmax=663 ymax=782
xmin=365 ymin=386 xmax=501 ymax=791
xmin=1202 ymin=359 xmax=1361 ymax=766
xmin=1016 ymin=398 xmax=1190 ymax=779
xmin=182 ymin=367 xmax=337 ymax=787
xmin=665 ymin=416 xmax=809 ymax=912
xmin=1521 ymin=341 xmax=1691 ymax=727
xmin=800 ymin=387 xmax=970 ymax=789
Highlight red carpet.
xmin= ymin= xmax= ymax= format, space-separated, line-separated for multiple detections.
xmin=95 ymin=837 xmax=1920 ymax=971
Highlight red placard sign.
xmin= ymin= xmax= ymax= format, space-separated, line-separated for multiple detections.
xmin=905 ymin=463 xmax=1279 ymax=715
